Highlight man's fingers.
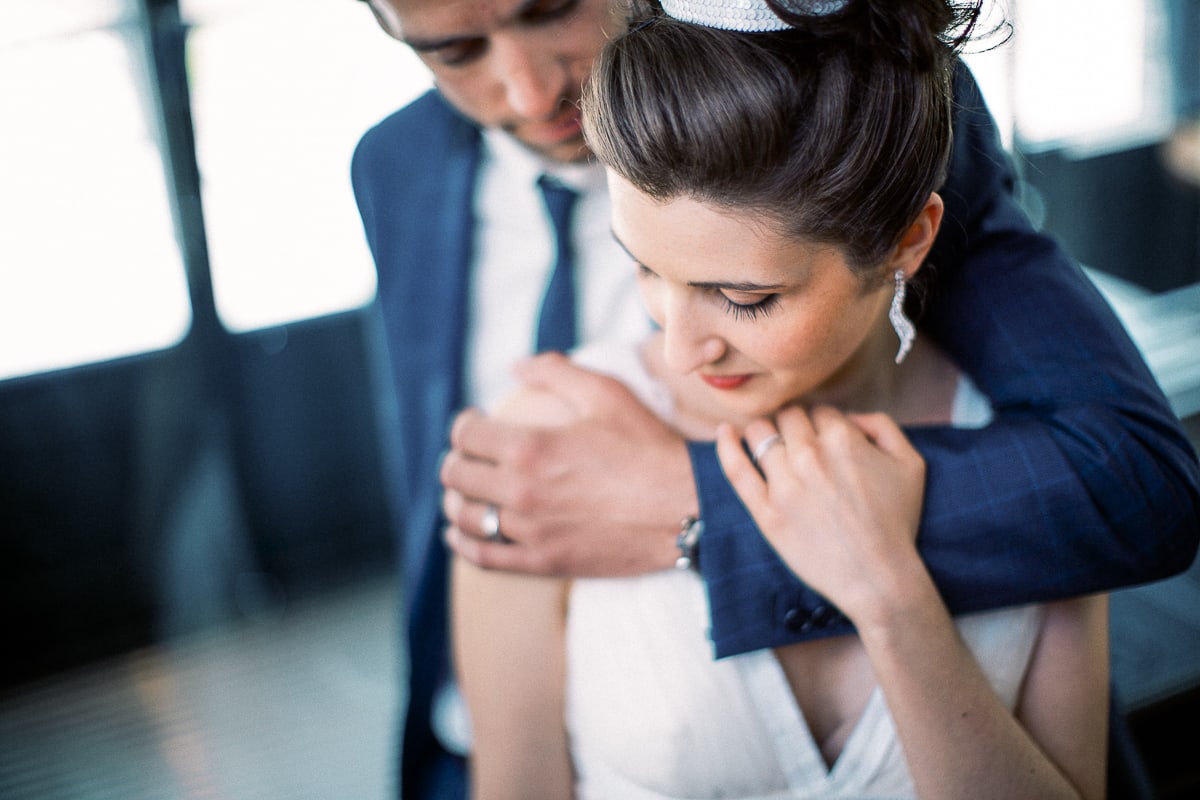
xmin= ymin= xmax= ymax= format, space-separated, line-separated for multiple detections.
xmin=445 ymin=525 xmax=555 ymax=575
xmin=440 ymin=442 xmax=512 ymax=506
xmin=448 ymin=407 xmax=560 ymax=486
xmin=443 ymin=487 xmax=515 ymax=541
xmin=449 ymin=407 xmax=523 ymax=464
xmin=512 ymin=352 xmax=632 ymax=416
xmin=441 ymin=485 xmax=466 ymax=528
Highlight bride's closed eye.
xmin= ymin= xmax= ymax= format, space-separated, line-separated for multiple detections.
xmin=720 ymin=292 xmax=779 ymax=321
xmin=635 ymin=261 xmax=781 ymax=321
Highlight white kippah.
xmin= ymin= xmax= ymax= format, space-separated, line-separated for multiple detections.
xmin=658 ymin=0 xmax=849 ymax=32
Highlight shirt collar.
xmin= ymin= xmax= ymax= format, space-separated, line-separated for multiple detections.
xmin=482 ymin=128 xmax=607 ymax=195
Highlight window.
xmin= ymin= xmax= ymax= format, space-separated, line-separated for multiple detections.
xmin=181 ymin=0 xmax=433 ymax=332
xmin=1012 ymin=0 xmax=1169 ymax=154
xmin=0 ymin=1 xmax=191 ymax=380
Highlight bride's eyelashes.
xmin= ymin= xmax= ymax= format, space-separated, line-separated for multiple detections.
xmin=720 ymin=293 xmax=779 ymax=321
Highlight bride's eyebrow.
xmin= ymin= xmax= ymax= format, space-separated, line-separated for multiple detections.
xmin=689 ymin=279 xmax=786 ymax=292
xmin=609 ymin=230 xmax=785 ymax=292
xmin=610 ymin=229 xmax=643 ymax=266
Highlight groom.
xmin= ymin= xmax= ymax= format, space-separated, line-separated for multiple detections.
xmin=351 ymin=1 xmax=1200 ymax=797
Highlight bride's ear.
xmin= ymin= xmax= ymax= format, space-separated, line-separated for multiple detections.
xmin=887 ymin=192 xmax=944 ymax=280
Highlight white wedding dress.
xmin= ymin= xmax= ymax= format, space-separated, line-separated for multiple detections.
xmin=564 ymin=341 xmax=1043 ymax=800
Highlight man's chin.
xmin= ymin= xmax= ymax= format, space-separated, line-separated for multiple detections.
xmin=504 ymin=115 xmax=593 ymax=164
xmin=519 ymin=134 xmax=594 ymax=165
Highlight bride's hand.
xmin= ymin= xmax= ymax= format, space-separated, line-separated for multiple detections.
xmin=716 ymin=404 xmax=927 ymax=623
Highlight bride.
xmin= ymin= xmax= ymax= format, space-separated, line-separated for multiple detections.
xmin=452 ymin=1 xmax=1109 ymax=797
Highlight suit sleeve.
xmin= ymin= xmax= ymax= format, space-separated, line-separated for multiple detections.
xmin=698 ymin=63 xmax=1200 ymax=659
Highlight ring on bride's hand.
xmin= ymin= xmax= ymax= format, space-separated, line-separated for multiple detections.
xmin=751 ymin=433 xmax=783 ymax=467
xmin=481 ymin=504 xmax=505 ymax=543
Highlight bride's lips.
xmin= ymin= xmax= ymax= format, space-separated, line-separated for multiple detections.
xmin=701 ymin=373 xmax=752 ymax=390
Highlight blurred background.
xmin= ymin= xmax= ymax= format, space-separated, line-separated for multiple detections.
xmin=0 ymin=0 xmax=1197 ymax=798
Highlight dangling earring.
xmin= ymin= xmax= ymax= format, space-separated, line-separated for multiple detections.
xmin=889 ymin=270 xmax=915 ymax=364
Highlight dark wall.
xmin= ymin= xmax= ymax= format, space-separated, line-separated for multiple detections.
xmin=1 ymin=359 xmax=148 ymax=685
xmin=1021 ymin=143 xmax=1200 ymax=292
xmin=0 ymin=309 xmax=396 ymax=689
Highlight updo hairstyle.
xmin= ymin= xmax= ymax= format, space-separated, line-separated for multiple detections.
xmin=582 ymin=0 xmax=985 ymax=275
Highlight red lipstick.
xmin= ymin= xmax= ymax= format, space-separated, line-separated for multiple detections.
xmin=701 ymin=374 xmax=751 ymax=390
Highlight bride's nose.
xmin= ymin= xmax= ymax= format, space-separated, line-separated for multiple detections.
xmin=660 ymin=296 xmax=727 ymax=374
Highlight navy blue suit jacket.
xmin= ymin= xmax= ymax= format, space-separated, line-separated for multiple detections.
xmin=352 ymin=73 xmax=1200 ymax=797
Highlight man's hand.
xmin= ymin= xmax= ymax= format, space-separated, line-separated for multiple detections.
xmin=440 ymin=353 xmax=696 ymax=577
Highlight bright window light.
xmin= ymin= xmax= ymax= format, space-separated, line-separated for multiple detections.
xmin=0 ymin=4 xmax=192 ymax=381
xmin=1014 ymin=0 xmax=1167 ymax=153
xmin=182 ymin=0 xmax=433 ymax=333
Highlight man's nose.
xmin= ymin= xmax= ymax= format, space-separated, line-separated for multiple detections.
xmin=493 ymin=37 xmax=569 ymax=120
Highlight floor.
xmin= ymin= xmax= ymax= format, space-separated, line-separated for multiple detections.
xmin=1111 ymin=512 xmax=1200 ymax=712
xmin=0 ymin=577 xmax=400 ymax=800
xmin=1 ymin=553 xmax=1198 ymax=800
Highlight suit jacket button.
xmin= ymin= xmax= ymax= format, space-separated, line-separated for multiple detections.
xmin=811 ymin=604 xmax=837 ymax=628
xmin=783 ymin=607 xmax=814 ymax=633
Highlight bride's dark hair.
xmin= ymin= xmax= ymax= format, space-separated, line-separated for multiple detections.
xmin=765 ymin=0 xmax=984 ymax=71
xmin=582 ymin=0 xmax=988 ymax=273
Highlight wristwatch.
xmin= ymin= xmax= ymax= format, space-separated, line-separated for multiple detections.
xmin=675 ymin=515 xmax=703 ymax=571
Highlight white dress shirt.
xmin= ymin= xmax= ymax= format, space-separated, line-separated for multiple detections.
xmin=466 ymin=129 xmax=652 ymax=411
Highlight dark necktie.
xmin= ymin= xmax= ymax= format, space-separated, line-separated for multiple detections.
xmin=535 ymin=175 xmax=580 ymax=353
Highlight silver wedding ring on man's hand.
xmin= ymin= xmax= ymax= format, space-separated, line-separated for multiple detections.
xmin=751 ymin=433 xmax=783 ymax=468
xmin=481 ymin=504 xmax=507 ymax=543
